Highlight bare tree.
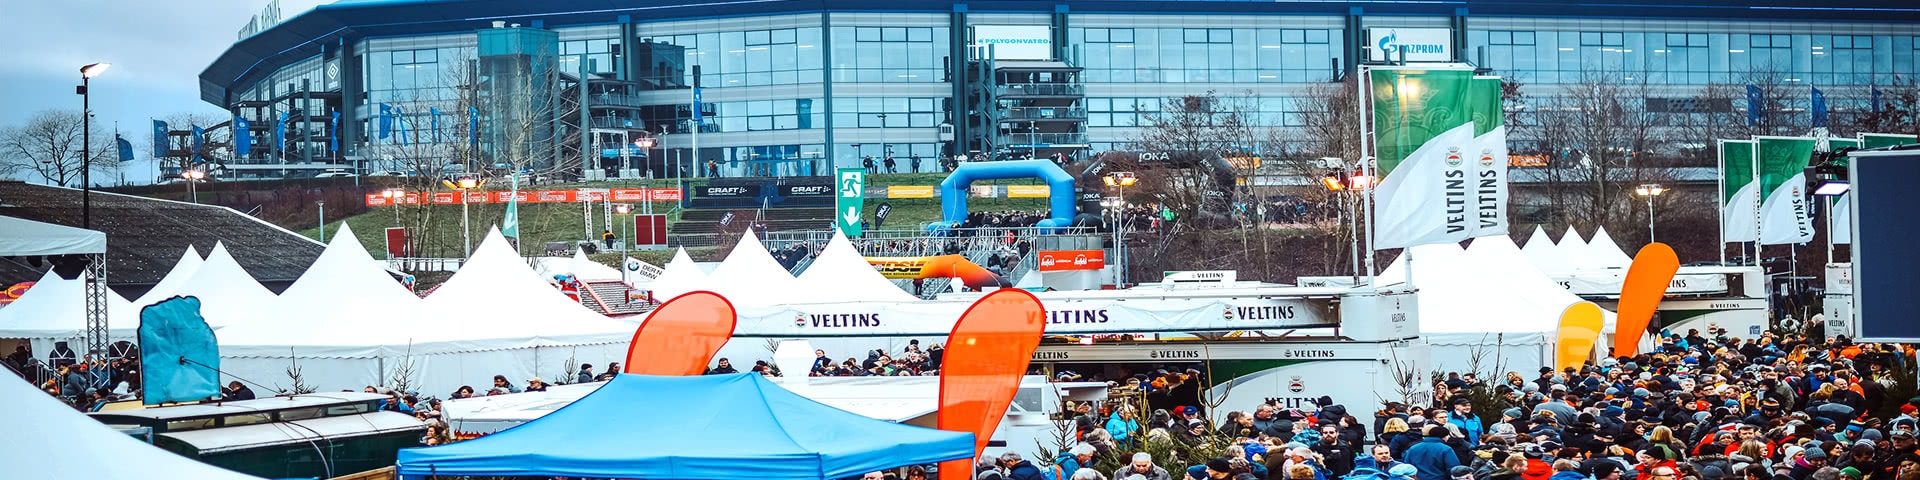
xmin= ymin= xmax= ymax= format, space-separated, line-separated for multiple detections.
xmin=0 ymin=109 xmax=120 ymax=186
xmin=1522 ymin=72 xmax=1677 ymax=239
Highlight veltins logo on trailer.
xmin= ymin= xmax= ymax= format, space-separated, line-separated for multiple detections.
xmin=1368 ymin=28 xmax=1451 ymax=62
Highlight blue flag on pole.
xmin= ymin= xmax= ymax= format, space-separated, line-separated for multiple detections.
xmin=692 ymin=87 xmax=703 ymax=126
xmin=469 ymin=106 xmax=480 ymax=150
xmin=397 ymin=106 xmax=409 ymax=146
xmin=151 ymin=120 xmax=169 ymax=157
xmin=1746 ymin=85 xmax=1763 ymax=127
xmin=190 ymin=125 xmax=205 ymax=164
xmin=330 ymin=111 xmax=340 ymax=156
xmin=275 ymin=112 xmax=289 ymax=158
xmin=1811 ymin=86 xmax=1828 ymax=128
xmin=379 ymin=103 xmax=393 ymax=139
xmin=234 ymin=116 xmax=252 ymax=155
xmin=116 ymin=135 xmax=135 ymax=163
xmin=430 ymin=106 xmax=441 ymax=144
xmin=1872 ymin=86 xmax=1884 ymax=113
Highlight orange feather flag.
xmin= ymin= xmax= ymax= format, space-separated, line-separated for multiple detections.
xmin=1613 ymin=243 xmax=1680 ymax=356
xmin=1555 ymin=301 xmax=1605 ymax=371
xmin=937 ymin=289 xmax=1048 ymax=480
xmin=623 ymin=291 xmax=737 ymax=376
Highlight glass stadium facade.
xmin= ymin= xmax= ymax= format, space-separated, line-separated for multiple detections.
xmin=200 ymin=0 xmax=1920 ymax=178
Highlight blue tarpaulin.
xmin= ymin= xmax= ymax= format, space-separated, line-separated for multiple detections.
xmin=138 ymin=296 xmax=221 ymax=405
xmin=397 ymin=373 xmax=975 ymax=480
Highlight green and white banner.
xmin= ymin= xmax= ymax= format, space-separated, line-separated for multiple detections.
xmin=1467 ymin=76 xmax=1509 ymax=237
xmin=1824 ymin=138 xmax=1861 ymax=245
xmin=1718 ymin=140 xmax=1759 ymax=243
xmin=1756 ymin=136 xmax=1816 ymax=245
xmin=1370 ymin=67 xmax=1476 ymax=249
xmin=1860 ymin=133 xmax=1919 ymax=149
xmin=1827 ymin=138 xmax=1860 ymax=153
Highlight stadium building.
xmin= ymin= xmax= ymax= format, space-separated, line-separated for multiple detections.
xmin=200 ymin=0 xmax=1920 ymax=179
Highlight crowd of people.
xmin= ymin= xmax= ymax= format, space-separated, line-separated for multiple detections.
xmin=1019 ymin=331 xmax=1920 ymax=480
xmin=8 ymin=343 xmax=144 ymax=411
xmin=698 ymin=341 xmax=948 ymax=377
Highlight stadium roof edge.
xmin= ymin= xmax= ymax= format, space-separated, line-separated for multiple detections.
xmin=201 ymin=0 xmax=1920 ymax=106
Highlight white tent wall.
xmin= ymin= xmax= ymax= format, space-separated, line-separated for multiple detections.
xmin=169 ymin=242 xmax=279 ymax=329
xmin=0 ymin=375 xmax=264 ymax=480
xmin=0 ymin=216 xmax=107 ymax=256
xmin=1584 ymin=227 xmax=1635 ymax=269
xmin=221 ymin=340 xmax=629 ymax=396
xmin=1425 ymin=332 xmax=1552 ymax=376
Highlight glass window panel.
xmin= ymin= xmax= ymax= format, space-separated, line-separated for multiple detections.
xmin=1582 ymin=32 xmax=1601 ymax=46
xmin=911 ymin=113 xmax=935 ymax=127
xmin=883 ymin=27 xmax=907 ymax=42
xmin=1089 ymin=28 xmax=1109 ymax=43
xmin=1308 ymin=29 xmax=1330 ymax=44
xmin=857 ymin=27 xmax=880 ymax=42
xmin=1604 ymin=32 xmax=1623 ymax=46
xmin=392 ymin=50 xmax=414 ymax=64
xmin=910 ymin=98 xmax=934 ymax=112
xmin=910 ymin=28 xmax=932 ymax=42
xmin=1113 ymin=28 xmax=1134 ymax=43
xmin=1491 ymin=31 xmax=1512 ymax=45
xmin=773 ymin=29 xmax=796 ymax=44
xmin=1185 ymin=29 xmax=1207 ymax=43
xmin=1516 ymin=31 xmax=1534 ymax=45
xmin=1283 ymin=29 xmax=1304 ymax=44
xmin=1211 ymin=29 xmax=1231 ymax=43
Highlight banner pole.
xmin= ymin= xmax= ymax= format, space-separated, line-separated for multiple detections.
xmin=1358 ymin=66 xmax=1379 ymax=288
xmin=1716 ymin=140 xmax=1726 ymax=265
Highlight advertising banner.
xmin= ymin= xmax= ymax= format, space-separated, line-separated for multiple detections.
xmin=781 ymin=184 xmax=836 ymax=198
xmin=1036 ymin=250 xmax=1105 ymax=271
xmin=612 ymin=188 xmax=649 ymax=202
xmin=700 ymin=185 xmax=759 ymax=198
xmin=1718 ymin=140 xmax=1759 ymax=243
xmin=866 ymin=255 xmax=1006 ymax=287
xmin=364 ymin=194 xmax=390 ymax=207
xmin=889 ymin=186 xmax=936 ymax=198
xmin=429 ymin=192 xmax=459 ymax=205
xmin=1555 ymin=273 xmax=1729 ymax=296
xmin=971 ymin=25 xmax=1052 ymax=60
xmin=1468 ymin=76 xmax=1510 ymax=237
xmin=1007 ymin=185 xmax=1051 ymax=198
xmin=731 ymin=295 xmax=1335 ymax=337
xmin=536 ymin=190 xmax=576 ymax=203
xmin=1370 ymin=67 xmax=1477 ymax=249
xmin=1861 ymin=133 xmax=1919 ymax=149
xmin=1756 ymin=136 xmax=1816 ymax=245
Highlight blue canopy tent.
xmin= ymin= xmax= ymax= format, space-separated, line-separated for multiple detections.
xmin=397 ymin=373 xmax=976 ymax=479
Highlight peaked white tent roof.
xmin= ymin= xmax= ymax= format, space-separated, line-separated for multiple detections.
xmin=0 ymin=270 xmax=138 ymax=340
xmin=218 ymin=224 xmax=424 ymax=347
xmin=1556 ymin=226 xmax=1609 ymax=271
xmin=1520 ymin=227 xmax=1573 ymax=274
xmin=1583 ymin=227 xmax=1635 ymax=269
xmin=418 ymin=227 xmax=630 ymax=343
xmin=133 ymin=246 xmax=203 ymax=307
xmin=648 ymin=248 xmax=710 ymax=302
xmin=0 ymin=216 xmax=105 ymax=256
xmin=168 ymin=242 xmax=278 ymax=329
xmin=568 ymin=249 xmax=622 ymax=281
xmin=794 ymin=232 xmax=920 ymax=303
xmin=1467 ymin=235 xmax=1615 ymax=320
xmin=0 ymin=376 xmax=263 ymax=480
xmin=1377 ymin=242 xmax=1559 ymax=334
xmin=705 ymin=232 xmax=804 ymax=306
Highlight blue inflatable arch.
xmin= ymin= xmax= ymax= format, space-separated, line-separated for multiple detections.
xmin=939 ymin=160 xmax=1078 ymax=229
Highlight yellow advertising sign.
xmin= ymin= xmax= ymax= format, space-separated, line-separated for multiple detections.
xmin=887 ymin=186 xmax=936 ymax=198
xmin=1007 ymin=185 xmax=1051 ymax=198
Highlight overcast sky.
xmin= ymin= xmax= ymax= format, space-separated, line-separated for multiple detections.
xmin=1 ymin=0 xmax=327 ymax=184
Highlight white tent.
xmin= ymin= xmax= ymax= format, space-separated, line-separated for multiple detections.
xmin=166 ymin=242 xmax=279 ymax=329
xmin=704 ymin=232 xmax=804 ymax=306
xmin=567 ymin=249 xmax=622 ymax=281
xmin=1583 ymin=227 xmax=1635 ymax=269
xmin=0 ymin=270 xmax=139 ymax=362
xmin=647 ymin=248 xmax=710 ymax=302
xmin=219 ymin=228 xmax=632 ymax=396
xmin=134 ymin=246 xmax=204 ymax=307
xmin=1556 ymin=226 xmax=1608 ymax=271
xmin=0 ymin=376 xmax=263 ymax=480
xmin=793 ymin=231 xmax=920 ymax=303
xmin=1379 ymin=241 xmax=1561 ymax=373
xmin=0 ymin=216 xmax=105 ymax=256
xmin=1520 ymin=226 xmax=1573 ymax=274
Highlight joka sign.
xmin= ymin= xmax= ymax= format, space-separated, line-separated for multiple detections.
xmin=1036 ymin=250 xmax=1105 ymax=272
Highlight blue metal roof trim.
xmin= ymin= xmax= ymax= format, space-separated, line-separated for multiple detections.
xmin=202 ymin=0 xmax=1920 ymax=106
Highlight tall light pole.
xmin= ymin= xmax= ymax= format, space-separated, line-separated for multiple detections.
xmin=1103 ymin=171 xmax=1138 ymax=286
xmin=1635 ymin=183 xmax=1665 ymax=243
xmin=383 ymin=188 xmax=404 ymax=226
xmin=183 ymin=169 xmax=204 ymax=204
xmin=77 ymin=62 xmax=111 ymax=229
xmin=458 ymin=177 xmax=478 ymax=257
xmin=615 ymin=204 xmax=632 ymax=253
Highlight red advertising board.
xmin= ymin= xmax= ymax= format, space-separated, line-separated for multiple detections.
xmin=384 ymin=227 xmax=409 ymax=258
xmin=633 ymin=214 xmax=669 ymax=246
xmin=1036 ymin=250 xmax=1106 ymax=271
xmin=365 ymin=188 xmax=686 ymax=206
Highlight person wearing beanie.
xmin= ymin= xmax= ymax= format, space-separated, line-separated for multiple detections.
xmin=1405 ymin=425 xmax=1463 ymax=480
xmin=1834 ymin=441 xmax=1879 ymax=479
xmin=1792 ymin=447 xmax=1829 ymax=480
xmin=1838 ymin=467 xmax=1862 ymax=480
xmin=1114 ymin=453 xmax=1174 ymax=480
xmin=1389 ymin=464 xmax=1420 ymax=480
xmin=1448 ymin=466 xmax=1475 ymax=480
xmin=1447 ymin=397 xmax=1483 ymax=447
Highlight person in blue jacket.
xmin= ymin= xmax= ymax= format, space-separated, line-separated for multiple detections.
xmin=1445 ymin=398 xmax=1483 ymax=447
xmin=1403 ymin=425 xmax=1462 ymax=480
xmin=1107 ymin=407 xmax=1142 ymax=445
xmin=1005 ymin=452 xmax=1045 ymax=480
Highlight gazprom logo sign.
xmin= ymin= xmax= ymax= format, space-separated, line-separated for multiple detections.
xmin=1369 ymin=28 xmax=1452 ymax=62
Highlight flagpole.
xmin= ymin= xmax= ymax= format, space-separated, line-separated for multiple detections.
xmin=1716 ymin=139 xmax=1726 ymax=265
xmin=1357 ymin=65 xmax=1378 ymax=288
